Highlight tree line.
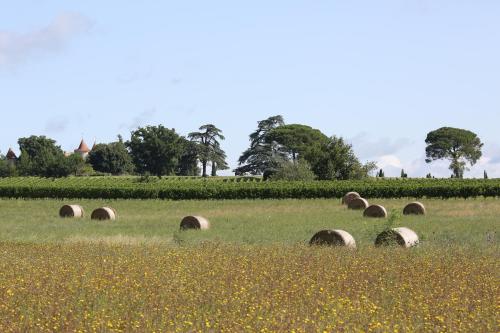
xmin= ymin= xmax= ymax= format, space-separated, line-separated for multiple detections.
xmin=0 ymin=115 xmax=485 ymax=179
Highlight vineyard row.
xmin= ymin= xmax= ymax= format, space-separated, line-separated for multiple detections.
xmin=0 ymin=177 xmax=499 ymax=199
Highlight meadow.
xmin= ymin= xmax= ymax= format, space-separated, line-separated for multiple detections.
xmin=0 ymin=198 xmax=498 ymax=332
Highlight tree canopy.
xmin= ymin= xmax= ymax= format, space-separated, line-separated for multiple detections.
xmin=266 ymin=124 xmax=329 ymax=162
xmin=0 ymin=153 xmax=16 ymax=177
xmin=16 ymin=135 xmax=75 ymax=177
xmin=311 ymin=136 xmax=376 ymax=180
xmin=236 ymin=115 xmax=285 ymax=175
xmin=425 ymin=127 xmax=483 ymax=178
xmin=126 ymin=125 xmax=184 ymax=177
xmin=89 ymin=138 xmax=134 ymax=175
xmin=188 ymin=124 xmax=226 ymax=177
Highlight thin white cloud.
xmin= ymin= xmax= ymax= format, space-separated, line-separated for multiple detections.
xmin=355 ymin=135 xmax=500 ymax=178
xmin=483 ymin=142 xmax=500 ymax=164
xmin=374 ymin=151 xmax=500 ymax=179
xmin=377 ymin=155 xmax=403 ymax=169
xmin=0 ymin=12 xmax=92 ymax=69
xmin=348 ymin=132 xmax=413 ymax=160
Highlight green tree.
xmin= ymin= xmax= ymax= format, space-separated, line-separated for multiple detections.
xmin=66 ymin=154 xmax=86 ymax=176
xmin=17 ymin=135 xmax=72 ymax=177
xmin=425 ymin=127 xmax=483 ymax=178
xmin=311 ymin=136 xmax=375 ymax=180
xmin=265 ymin=124 xmax=329 ymax=163
xmin=177 ymin=139 xmax=200 ymax=176
xmin=270 ymin=159 xmax=316 ymax=181
xmin=126 ymin=125 xmax=184 ymax=177
xmin=210 ymin=145 xmax=229 ymax=176
xmin=0 ymin=153 xmax=17 ymax=177
xmin=236 ymin=115 xmax=286 ymax=175
xmin=401 ymin=169 xmax=408 ymax=178
xmin=188 ymin=124 xmax=226 ymax=177
xmin=89 ymin=138 xmax=134 ymax=175
xmin=377 ymin=169 xmax=385 ymax=178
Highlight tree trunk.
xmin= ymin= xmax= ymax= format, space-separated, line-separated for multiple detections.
xmin=211 ymin=162 xmax=217 ymax=176
xmin=202 ymin=161 xmax=207 ymax=177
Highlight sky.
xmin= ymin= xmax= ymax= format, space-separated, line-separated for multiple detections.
xmin=1 ymin=0 xmax=499 ymax=177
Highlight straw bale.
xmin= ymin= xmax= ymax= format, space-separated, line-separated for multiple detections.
xmin=309 ymin=229 xmax=356 ymax=248
xmin=347 ymin=198 xmax=369 ymax=210
xmin=59 ymin=204 xmax=84 ymax=218
xmin=91 ymin=207 xmax=116 ymax=220
xmin=403 ymin=202 xmax=426 ymax=215
xmin=363 ymin=205 xmax=388 ymax=218
xmin=342 ymin=192 xmax=360 ymax=205
xmin=375 ymin=227 xmax=419 ymax=247
xmin=180 ymin=216 xmax=210 ymax=230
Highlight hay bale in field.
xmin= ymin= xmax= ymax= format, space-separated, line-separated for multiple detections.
xmin=91 ymin=207 xmax=116 ymax=220
xmin=59 ymin=204 xmax=84 ymax=218
xmin=108 ymin=206 xmax=118 ymax=218
xmin=347 ymin=197 xmax=369 ymax=210
xmin=309 ymin=229 xmax=356 ymax=248
xmin=342 ymin=192 xmax=361 ymax=205
xmin=403 ymin=202 xmax=426 ymax=215
xmin=363 ymin=205 xmax=388 ymax=218
xmin=375 ymin=227 xmax=419 ymax=247
xmin=180 ymin=216 xmax=210 ymax=230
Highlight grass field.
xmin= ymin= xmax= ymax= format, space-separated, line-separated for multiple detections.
xmin=1 ymin=198 xmax=499 ymax=245
xmin=0 ymin=198 xmax=498 ymax=332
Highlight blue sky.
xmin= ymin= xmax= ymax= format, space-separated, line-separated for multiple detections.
xmin=1 ymin=1 xmax=499 ymax=177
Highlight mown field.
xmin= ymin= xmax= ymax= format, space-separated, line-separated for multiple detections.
xmin=0 ymin=198 xmax=498 ymax=332
xmin=0 ymin=198 xmax=499 ymax=245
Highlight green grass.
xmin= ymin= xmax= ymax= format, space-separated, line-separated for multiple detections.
xmin=0 ymin=198 xmax=498 ymax=247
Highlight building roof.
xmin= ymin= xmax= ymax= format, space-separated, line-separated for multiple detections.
xmin=74 ymin=139 xmax=91 ymax=153
xmin=6 ymin=148 xmax=17 ymax=160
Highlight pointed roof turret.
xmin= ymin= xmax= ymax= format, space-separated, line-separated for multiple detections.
xmin=6 ymin=148 xmax=17 ymax=160
xmin=75 ymin=139 xmax=90 ymax=153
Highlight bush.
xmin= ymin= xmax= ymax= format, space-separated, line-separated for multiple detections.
xmin=270 ymin=160 xmax=316 ymax=181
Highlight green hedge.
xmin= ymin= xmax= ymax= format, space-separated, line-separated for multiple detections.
xmin=0 ymin=177 xmax=499 ymax=199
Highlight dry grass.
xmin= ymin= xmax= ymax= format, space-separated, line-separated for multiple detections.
xmin=64 ymin=235 xmax=173 ymax=246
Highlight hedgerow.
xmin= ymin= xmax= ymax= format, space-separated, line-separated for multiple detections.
xmin=0 ymin=177 xmax=498 ymax=199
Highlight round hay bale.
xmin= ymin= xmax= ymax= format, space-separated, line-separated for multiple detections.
xmin=363 ymin=205 xmax=388 ymax=218
xmin=180 ymin=216 xmax=210 ymax=230
xmin=309 ymin=229 xmax=356 ymax=248
xmin=108 ymin=206 xmax=118 ymax=218
xmin=403 ymin=202 xmax=426 ymax=215
xmin=59 ymin=204 xmax=84 ymax=218
xmin=375 ymin=227 xmax=419 ymax=247
xmin=347 ymin=197 xmax=369 ymax=210
xmin=342 ymin=192 xmax=360 ymax=205
xmin=91 ymin=207 xmax=116 ymax=221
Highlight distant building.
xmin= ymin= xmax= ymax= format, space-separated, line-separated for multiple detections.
xmin=74 ymin=139 xmax=91 ymax=159
xmin=5 ymin=148 xmax=17 ymax=166
xmin=6 ymin=148 xmax=17 ymax=160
